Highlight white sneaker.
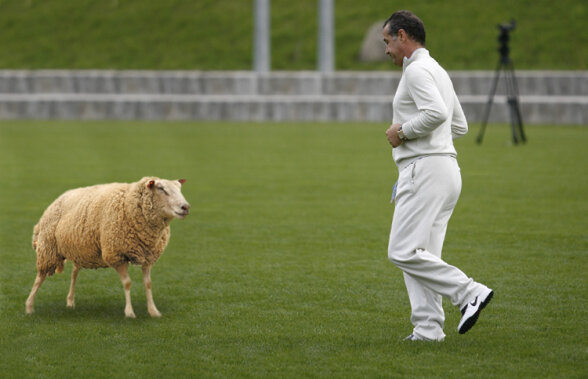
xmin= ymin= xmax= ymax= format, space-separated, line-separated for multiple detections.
xmin=457 ymin=288 xmax=494 ymax=334
xmin=403 ymin=333 xmax=444 ymax=342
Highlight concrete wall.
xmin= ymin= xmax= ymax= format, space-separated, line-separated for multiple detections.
xmin=0 ymin=70 xmax=585 ymax=124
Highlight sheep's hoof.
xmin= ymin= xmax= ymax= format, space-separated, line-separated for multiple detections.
xmin=149 ymin=309 xmax=162 ymax=318
xmin=66 ymin=300 xmax=75 ymax=308
xmin=125 ymin=310 xmax=136 ymax=318
xmin=25 ymin=306 xmax=34 ymax=315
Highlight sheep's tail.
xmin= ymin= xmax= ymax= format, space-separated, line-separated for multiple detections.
xmin=32 ymin=199 xmax=65 ymax=276
xmin=32 ymin=223 xmax=39 ymax=251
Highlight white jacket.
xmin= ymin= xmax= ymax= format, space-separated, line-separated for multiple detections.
xmin=392 ymin=48 xmax=468 ymax=168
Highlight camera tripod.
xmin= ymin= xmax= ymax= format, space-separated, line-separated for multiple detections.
xmin=477 ymin=21 xmax=526 ymax=144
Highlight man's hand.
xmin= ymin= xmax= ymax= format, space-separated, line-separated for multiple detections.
xmin=386 ymin=123 xmax=403 ymax=147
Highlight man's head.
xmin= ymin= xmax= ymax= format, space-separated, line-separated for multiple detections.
xmin=382 ymin=10 xmax=426 ymax=66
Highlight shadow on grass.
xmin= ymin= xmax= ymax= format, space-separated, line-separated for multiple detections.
xmin=22 ymin=297 xmax=167 ymax=324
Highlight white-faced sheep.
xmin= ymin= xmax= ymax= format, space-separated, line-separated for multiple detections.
xmin=26 ymin=177 xmax=190 ymax=318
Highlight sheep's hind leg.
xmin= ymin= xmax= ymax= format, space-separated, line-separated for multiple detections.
xmin=26 ymin=273 xmax=46 ymax=314
xmin=142 ymin=265 xmax=161 ymax=317
xmin=66 ymin=265 xmax=80 ymax=308
xmin=115 ymin=264 xmax=136 ymax=318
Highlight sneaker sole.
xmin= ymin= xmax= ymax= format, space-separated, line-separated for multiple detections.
xmin=458 ymin=290 xmax=494 ymax=334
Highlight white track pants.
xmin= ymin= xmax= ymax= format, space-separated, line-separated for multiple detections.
xmin=388 ymin=155 xmax=489 ymax=340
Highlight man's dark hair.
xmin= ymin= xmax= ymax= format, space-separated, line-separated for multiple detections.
xmin=383 ymin=10 xmax=426 ymax=46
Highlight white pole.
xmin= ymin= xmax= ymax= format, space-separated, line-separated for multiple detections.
xmin=318 ymin=0 xmax=334 ymax=72
xmin=254 ymin=0 xmax=270 ymax=72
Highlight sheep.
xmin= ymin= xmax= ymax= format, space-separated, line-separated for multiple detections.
xmin=26 ymin=177 xmax=190 ymax=318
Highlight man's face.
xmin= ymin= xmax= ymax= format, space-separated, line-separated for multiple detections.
xmin=382 ymin=27 xmax=404 ymax=67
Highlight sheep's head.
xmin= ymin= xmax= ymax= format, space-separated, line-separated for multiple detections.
xmin=146 ymin=178 xmax=191 ymax=220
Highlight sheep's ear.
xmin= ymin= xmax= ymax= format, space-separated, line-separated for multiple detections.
xmin=147 ymin=180 xmax=156 ymax=189
xmin=178 ymin=179 xmax=186 ymax=186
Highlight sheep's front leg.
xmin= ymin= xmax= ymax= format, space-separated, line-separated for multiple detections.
xmin=115 ymin=264 xmax=135 ymax=318
xmin=66 ymin=265 xmax=80 ymax=308
xmin=142 ymin=265 xmax=161 ymax=317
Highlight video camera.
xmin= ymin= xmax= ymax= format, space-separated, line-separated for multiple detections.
xmin=498 ymin=20 xmax=516 ymax=33
xmin=497 ymin=20 xmax=516 ymax=60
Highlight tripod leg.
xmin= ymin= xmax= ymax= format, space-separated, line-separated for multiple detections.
xmin=508 ymin=63 xmax=526 ymax=143
xmin=477 ymin=61 xmax=502 ymax=144
xmin=507 ymin=98 xmax=519 ymax=144
xmin=511 ymin=96 xmax=525 ymax=143
xmin=505 ymin=63 xmax=526 ymax=143
xmin=503 ymin=63 xmax=516 ymax=143
xmin=515 ymin=104 xmax=526 ymax=143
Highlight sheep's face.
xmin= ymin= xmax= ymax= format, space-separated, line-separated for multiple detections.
xmin=147 ymin=178 xmax=191 ymax=220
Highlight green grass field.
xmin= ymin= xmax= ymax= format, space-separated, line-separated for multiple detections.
xmin=0 ymin=121 xmax=586 ymax=377
xmin=0 ymin=0 xmax=585 ymax=70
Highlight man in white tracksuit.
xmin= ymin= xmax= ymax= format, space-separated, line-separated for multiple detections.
xmin=383 ymin=10 xmax=493 ymax=341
